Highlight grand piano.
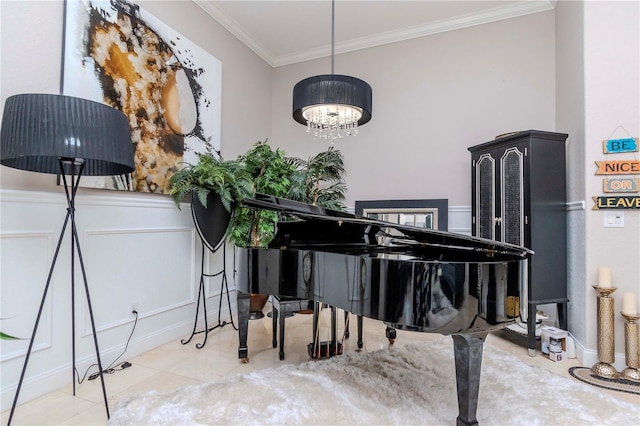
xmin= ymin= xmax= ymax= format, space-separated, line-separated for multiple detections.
xmin=236 ymin=194 xmax=532 ymax=426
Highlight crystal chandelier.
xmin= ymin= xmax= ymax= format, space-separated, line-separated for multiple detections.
xmin=292 ymin=1 xmax=372 ymax=141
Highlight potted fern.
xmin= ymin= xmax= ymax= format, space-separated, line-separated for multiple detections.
xmin=169 ymin=140 xmax=348 ymax=319
xmin=230 ymin=142 xmax=348 ymax=319
xmin=225 ymin=140 xmax=297 ymax=318
xmin=226 ymin=142 xmax=347 ymax=245
xmin=227 ymin=140 xmax=297 ymax=248
xmin=168 ymin=147 xmax=254 ymax=249
xmin=288 ymin=146 xmax=346 ymax=210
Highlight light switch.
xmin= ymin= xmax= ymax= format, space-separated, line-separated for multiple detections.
xmin=603 ymin=211 xmax=624 ymax=227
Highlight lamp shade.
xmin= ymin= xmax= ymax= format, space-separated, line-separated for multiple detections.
xmin=293 ymin=74 xmax=372 ymax=139
xmin=1 ymin=93 xmax=134 ymax=176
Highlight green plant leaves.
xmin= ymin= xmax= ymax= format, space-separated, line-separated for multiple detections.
xmin=168 ymin=139 xmax=347 ymax=248
xmin=288 ymin=146 xmax=346 ymax=210
xmin=0 ymin=331 xmax=22 ymax=340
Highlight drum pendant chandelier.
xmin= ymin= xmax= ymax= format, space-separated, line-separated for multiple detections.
xmin=292 ymin=0 xmax=372 ymax=141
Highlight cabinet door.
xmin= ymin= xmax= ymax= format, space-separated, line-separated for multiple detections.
xmin=473 ymin=152 xmax=496 ymax=240
xmin=498 ymin=145 xmax=526 ymax=246
xmin=473 ymin=143 xmax=527 ymax=246
xmin=471 ymin=146 xmax=524 ymax=321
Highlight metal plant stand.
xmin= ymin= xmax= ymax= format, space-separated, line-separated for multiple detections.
xmin=181 ymin=241 xmax=236 ymax=349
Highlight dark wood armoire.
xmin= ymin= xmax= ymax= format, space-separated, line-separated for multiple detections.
xmin=468 ymin=130 xmax=568 ymax=355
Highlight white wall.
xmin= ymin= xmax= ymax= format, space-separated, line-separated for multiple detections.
xmin=556 ymin=0 xmax=639 ymax=369
xmin=136 ymin=1 xmax=273 ymax=158
xmin=0 ymin=0 xmax=272 ymax=411
xmin=555 ymin=0 xmax=587 ymax=356
xmin=271 ymin=11 xmax=558 ymax=207
xmin=0 ymin=189 xmax=207 ymax=409
xmin=581 ymin=0 xmax=640 ymax=367
xmin=0 ymin=0 xmax=273 ymax=191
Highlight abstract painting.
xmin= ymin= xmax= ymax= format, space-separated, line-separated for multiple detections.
xmin=62 ymin=0 xmax=222 ymax=193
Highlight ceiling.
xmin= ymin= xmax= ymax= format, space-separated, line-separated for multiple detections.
xmin=194 ymin=0 xmax=557 ymax=67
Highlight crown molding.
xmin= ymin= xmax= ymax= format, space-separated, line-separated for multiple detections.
xmin=195 ymin=0 xmax=556 ymax=68
xmin=194 ymin=0 xmax=276 ymax=65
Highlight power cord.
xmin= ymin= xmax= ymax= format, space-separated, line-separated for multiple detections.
xmin=75 ymin=310 xmax=138 ymax=384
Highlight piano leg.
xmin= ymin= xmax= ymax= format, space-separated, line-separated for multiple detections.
xmin=557 ymin=301 xmax=567 ymax=330
xmin=452 ymin=333 xmax=486 ymax=426
xmin=344 ymin=311 xmax=350 ymax=338
xmin=344 ymin=312 xmax=365 ymax=350
xmin=272 ymin=302 xmax=278 ymax=348
xmin=331 ymin=306 xmax=337 ymax=345
xmin=386 ymin=326 xmax=397 ymax=344
xmin=310 ymin=301 xmax=320 ymax=358
xmin=278 ymin=301 xmax=286 ymax=360
xmin=527 ymin=303 xmax=537 ymax=357
xmin=237 ymin=291 xmax=250 ymax=362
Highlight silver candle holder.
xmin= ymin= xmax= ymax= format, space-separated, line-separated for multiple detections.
xmin=620 ymin=312 xmax=640 ymax=382
xmin=591 ymin=286 xmax=618 ymax=378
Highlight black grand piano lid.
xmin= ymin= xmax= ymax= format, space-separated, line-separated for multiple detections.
xmin=241 ymin=194 xmax=533 ymax=260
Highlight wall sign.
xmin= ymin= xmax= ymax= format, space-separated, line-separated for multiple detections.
xmin=594 ymin=132 xmax=639 ymax=209
xmin=595 ymin=160 xmax=640 ymax=175
xmin=603 ymin=137 xmax=639 ymax=154
xmin=592 ymin=196 xmax=640 ymax=210
xmin=603 ymin=177 xmax=640 ymax=193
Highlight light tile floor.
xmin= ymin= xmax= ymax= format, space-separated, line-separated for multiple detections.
xmin=2 ymin=308 xmax=637 ymax=425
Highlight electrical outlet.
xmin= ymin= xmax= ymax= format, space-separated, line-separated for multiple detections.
xmin=603 ymin=211 xmax=624 ymax=228
xmin=129 ymin=302 xmax=139 ymax=316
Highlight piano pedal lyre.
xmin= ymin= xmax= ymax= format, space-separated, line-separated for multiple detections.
xmin=307 ymin=341 xmax=343 ymax=359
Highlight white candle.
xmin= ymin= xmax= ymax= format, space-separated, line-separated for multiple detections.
xmin=598 ymin=267 xmax=612 ymax=288
xmin=622 ymin=293 xmax=637 ymax=315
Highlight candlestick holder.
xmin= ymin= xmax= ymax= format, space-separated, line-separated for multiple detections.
xmin=591 ymin=286 xmax=618 ymax=378
xmin=620 ymin=312 xmax=640 ymax=382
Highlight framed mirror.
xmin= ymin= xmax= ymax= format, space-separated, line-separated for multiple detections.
xmin=354 ymin=199 xmax=448 ymax=231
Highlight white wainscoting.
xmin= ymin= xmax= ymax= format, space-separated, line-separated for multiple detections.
xmin=0 ymin=189 xmax=235 ymax=411
xmin=1 ymin=231 xmax=55 ymax=361
xmin=80 ymin=226 xmax=197 ymax=335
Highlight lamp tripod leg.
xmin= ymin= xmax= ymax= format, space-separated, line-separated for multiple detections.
xmin=7 ymin=213 xmax=71 ymax=425
xmin=9 ymin=171 xmax=110 ymax=424
xmin=71 ymin=218 xmax=110 ymax=418
xmin=64 ymin=162 xmax=109 ymax=418
xmin=71 ymin=210 xmax=77 ymax=397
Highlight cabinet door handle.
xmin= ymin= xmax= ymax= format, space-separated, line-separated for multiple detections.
xmin=494 ymin=217 xmax=502 ymax=225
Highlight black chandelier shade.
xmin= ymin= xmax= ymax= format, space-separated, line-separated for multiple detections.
xmin=292 ymin=74 xmax=373 ymax=126
xmin=1 ymin=93 xmax=134 ymax=176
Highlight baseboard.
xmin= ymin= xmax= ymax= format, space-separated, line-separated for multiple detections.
xmin=0 ymin=313 xmax=221 ymax=412
xmin=579 ymin=346 xmax=627 ymax=373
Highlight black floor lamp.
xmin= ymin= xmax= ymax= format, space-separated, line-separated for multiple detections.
xmin=0 ymin=93 xmax=135 ymax=424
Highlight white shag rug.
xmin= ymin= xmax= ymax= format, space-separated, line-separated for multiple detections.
xmin=110 ymin=336 xmax=639 ymax=425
